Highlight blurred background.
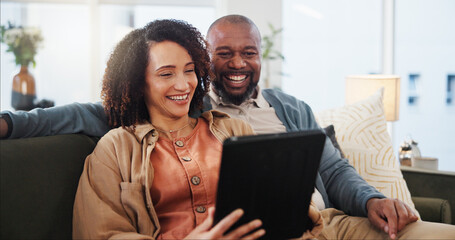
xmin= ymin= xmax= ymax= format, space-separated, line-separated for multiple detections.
xmin=1 ymin=0 xmax=454 ymax=171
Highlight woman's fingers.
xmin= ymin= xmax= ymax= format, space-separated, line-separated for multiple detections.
xmin=211 ymin=208 xmax=244 ymax=234
xmin=188 ymin=208 xmax=265 ymax=240
xmin=223 ymin=219 xmax=264 ymax=239
xmin=239 ymin=228 xmax=266 ymax=240
xmin=211 ymin=208 xmax=264 ymax=239
xmin=194 ymin=207 xmax=215 ymax=232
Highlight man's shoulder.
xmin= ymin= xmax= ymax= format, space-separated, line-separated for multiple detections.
xmin=262 ymin=88 xmax=300 ymax=101
xmin=262 ymin=88 xmax=311 ymax=108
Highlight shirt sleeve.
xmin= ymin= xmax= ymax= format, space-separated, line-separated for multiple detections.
xmin=2 ymin=102 xmax=110 ymax=138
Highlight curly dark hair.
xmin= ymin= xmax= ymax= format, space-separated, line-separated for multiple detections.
xmin=101 ymin=19 xmax=212 ymax=129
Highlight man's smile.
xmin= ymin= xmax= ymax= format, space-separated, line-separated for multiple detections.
xmin=226 ymin=74 xmax=247 ymax=82
xmin=222 ymin=72 xmax=252 ymax=89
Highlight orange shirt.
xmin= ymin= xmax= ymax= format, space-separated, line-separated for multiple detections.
xmin=150 ymin=118 xmax=222 ymax=239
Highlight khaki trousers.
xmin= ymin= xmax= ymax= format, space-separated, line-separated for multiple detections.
xmin=318 ymin=208 xmax=455 ymax=239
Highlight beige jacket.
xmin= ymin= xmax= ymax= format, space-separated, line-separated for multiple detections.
xmin=73 ymin=110 xmax=323 ymax=239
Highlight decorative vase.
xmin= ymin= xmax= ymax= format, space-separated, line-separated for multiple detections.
xmin=11 ymin=65 xmax=36 ymax=111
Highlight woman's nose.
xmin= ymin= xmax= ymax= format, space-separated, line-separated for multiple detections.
xmin=174 ymin=74 xmax=190 ymax=90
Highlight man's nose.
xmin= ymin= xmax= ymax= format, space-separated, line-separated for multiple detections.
xmin=228 ymin=55 xmax=246 ymax=69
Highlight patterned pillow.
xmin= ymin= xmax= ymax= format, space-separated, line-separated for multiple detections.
xmin=315 ymin=88 xmax=419 ymax=216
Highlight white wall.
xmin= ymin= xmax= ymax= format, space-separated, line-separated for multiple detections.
xmin=282 ymin=0 xmax=381 ymax=111
xmin=394 ymin=0 xmax=455 ymax=171
xmin=281 ymin=0 xmax=455 ymax=171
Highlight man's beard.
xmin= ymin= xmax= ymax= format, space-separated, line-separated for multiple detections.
xmin=212 ymin=76 xmax=258 ymax=105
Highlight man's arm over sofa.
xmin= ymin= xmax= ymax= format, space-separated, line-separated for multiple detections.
xmin=1 ymin=102 xmax=109 ymax=139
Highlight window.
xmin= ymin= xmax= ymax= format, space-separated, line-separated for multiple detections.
xmin=282 ymin=0 xmax=381 ymax=111
xmin=408 ymin=73 xmax=419 ymax=106
xmin=283 ymin=0 xmax=455 ymax=171
xmin=1 ymin=2 xmax=91 ymax=110
xmin=1 ymin=1 xmax=215 ymax=111
xmin=395 ymin=0 xmax=455 ymax=171
xmin=447 ymin=75 xmax=455 ymax=105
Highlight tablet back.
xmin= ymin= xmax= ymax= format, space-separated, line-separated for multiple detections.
xmin=214 ymin=130 xmax=325 ymax=239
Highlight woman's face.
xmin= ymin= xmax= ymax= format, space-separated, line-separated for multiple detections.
xmin=144 ymin=40 xmax=198 ymax=121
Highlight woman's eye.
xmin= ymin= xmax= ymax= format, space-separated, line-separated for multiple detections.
xmin=160 ymin=73 xmax=173 ymax=77
xmin=185 ymin=69 xmax=195 ymax=73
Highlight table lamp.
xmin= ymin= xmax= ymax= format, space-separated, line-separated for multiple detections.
xmin=345 ymin=75 xmax=400 ymax=121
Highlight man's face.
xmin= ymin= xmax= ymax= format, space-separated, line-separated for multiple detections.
xmin=207 ymin=22 xmax=261 ymax=105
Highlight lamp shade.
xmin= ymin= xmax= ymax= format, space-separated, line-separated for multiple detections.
xmin=346 ymin=75 xmax=400 ymax=121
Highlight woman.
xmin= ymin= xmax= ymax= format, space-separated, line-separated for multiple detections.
xmin=73 ymin=19 xmax=322 ymax=239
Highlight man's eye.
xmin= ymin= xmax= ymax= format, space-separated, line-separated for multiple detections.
xmin=217 ymin=52 xmax=231 ymax=57
xmin=244 ymin=52 xmax=257 ymax=57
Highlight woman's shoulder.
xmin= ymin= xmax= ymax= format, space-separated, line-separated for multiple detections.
xmin=202 ymin=110 xmax=243 ymax=125
xmin=202 ymin=110 xmax=254 ymax=137
xmin=96 ymin=124 xmax=148 ymax=152
xmin=89 ymin=125 xmax=147 ymax=165
xmin=100 ymin=126 xmax=135 ymax=142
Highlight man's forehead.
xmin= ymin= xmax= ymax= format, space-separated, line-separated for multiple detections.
xmin=208 ymin=23 xmax=261 ymax=48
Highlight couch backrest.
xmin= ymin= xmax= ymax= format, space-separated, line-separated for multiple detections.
xmin=0 ymin=134 xmax=98 ymax=240
xmin=402 ymin=166 xmax=455 ymax=224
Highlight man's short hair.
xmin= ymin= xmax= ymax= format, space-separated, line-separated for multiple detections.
xmin=207 ymin=14 xmax=261 ymax=39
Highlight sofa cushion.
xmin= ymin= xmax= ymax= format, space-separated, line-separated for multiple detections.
xmin=0 ymin=134 xmax=98 ymax=239
xmin=323 ymin=124 xmax=345 ymax=159
xmin=315 ymin=88 xmax=419 ymax=217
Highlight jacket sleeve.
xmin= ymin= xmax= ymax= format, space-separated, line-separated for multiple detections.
xmin=294 ymin=98 xmax=385 ymax=216
xmin=73 ymin=135 xmax=156 ymax=239
xmin=318 ymin=136 xmax=385 ymax=216
xmin=2 ymin=102 xmax=110 ymax=138
xmin=263 ymin=89 xmax=385 ymax=217
xmin=297 ymin=100 xmax=385 ymax=216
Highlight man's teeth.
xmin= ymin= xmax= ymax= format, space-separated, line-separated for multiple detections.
xmin=227 ymin=75 xmax=247 ymax=81
xmin=169 ymin=94 xmax=188 ymax=100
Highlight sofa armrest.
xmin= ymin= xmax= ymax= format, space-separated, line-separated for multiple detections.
xmin=401 ymin=166 xmax=455 ymax=224
xmin=412 ymin=196 xmax=451 ymax=224
xmin=0 ymin=134 xmax=98 ymax=239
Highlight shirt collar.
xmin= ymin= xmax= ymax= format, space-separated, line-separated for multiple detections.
xmin=208 ymin=85 xmax=269 ymax=108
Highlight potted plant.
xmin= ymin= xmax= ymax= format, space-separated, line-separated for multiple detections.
xmin=1 ymin=22 xmax=43 ymax=110
xmin=261 ymin=23 xmax=284 ymax=89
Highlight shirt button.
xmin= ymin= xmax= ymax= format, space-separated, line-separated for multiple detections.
xmin=175 ymin=140 xmax=184 ymax=147
xmin=182 ymin=156 xmax=192 ymax=162
xmin=191 ymin=176 xmax=201 ymax=185
xmin=196 ymin=206 xmax=206 ymax=213
xmin=151 ymin=130 xmax=158 ymax=137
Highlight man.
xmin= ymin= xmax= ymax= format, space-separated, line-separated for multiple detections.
xmin=1 ymin=15 xmax=454 ymax=239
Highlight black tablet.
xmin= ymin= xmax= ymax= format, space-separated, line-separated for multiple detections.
xmin=214 ymin=130 xmax=325 ymax=239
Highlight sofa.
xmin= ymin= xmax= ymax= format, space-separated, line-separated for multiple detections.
xmin=0 ymin=133 xmax=453 ymax=239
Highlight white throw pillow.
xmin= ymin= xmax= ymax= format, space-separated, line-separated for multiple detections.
xmin=315 ymin=88 xmax=419 ymax=216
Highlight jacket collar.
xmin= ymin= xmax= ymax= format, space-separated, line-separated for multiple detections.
xmin=129 ymin=110 xmax=230 ymax=143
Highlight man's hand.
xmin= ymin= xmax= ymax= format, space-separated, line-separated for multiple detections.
xmin=366 ymin=198 xmax=418 ymax=239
